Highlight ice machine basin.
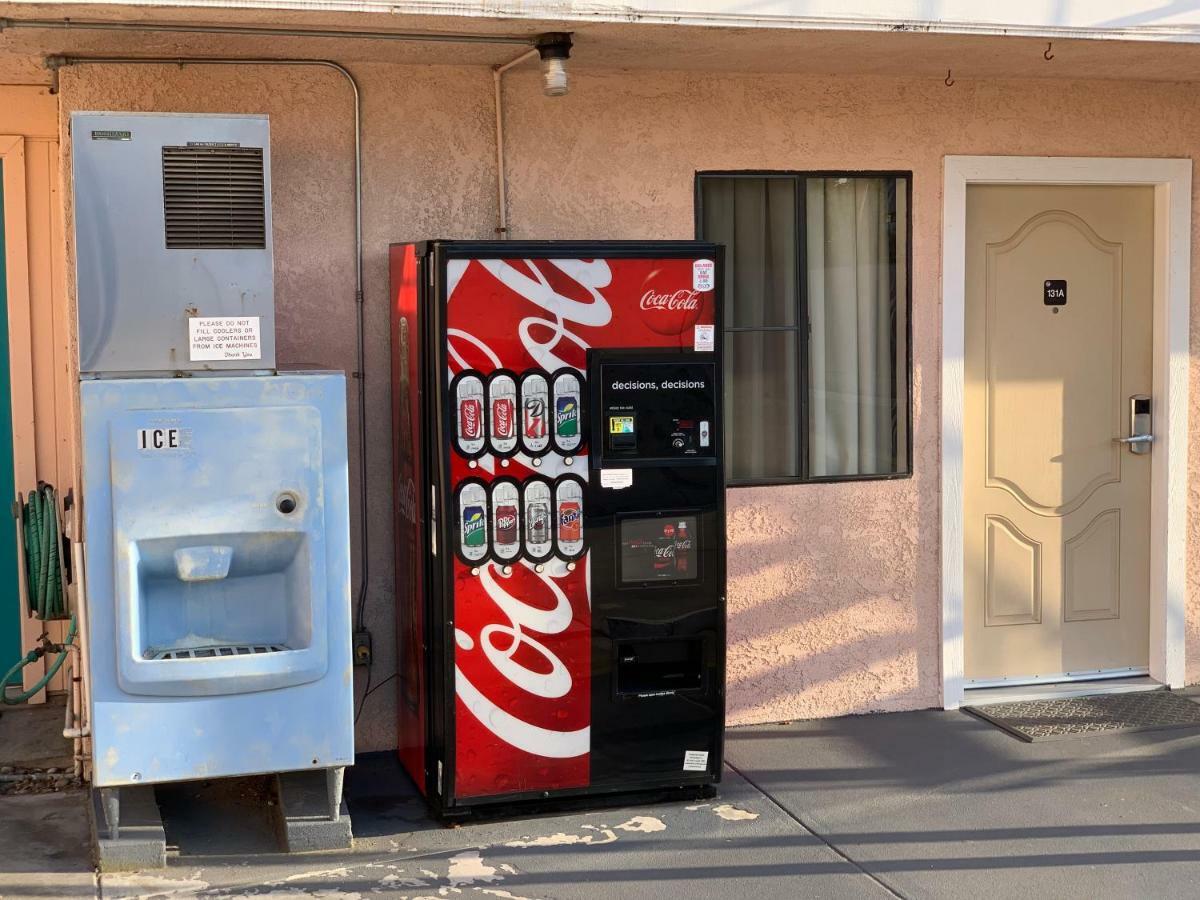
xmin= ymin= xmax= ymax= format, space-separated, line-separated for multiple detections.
xmin=109 ymin=403 xmax=329 ymax=697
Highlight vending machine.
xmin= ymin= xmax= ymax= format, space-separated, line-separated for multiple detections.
xmin=391 ymin=241 xmax=725 ymax=815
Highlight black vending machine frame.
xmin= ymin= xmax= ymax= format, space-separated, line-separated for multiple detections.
xmin=410 ymin=240 xmax=726 ymax=817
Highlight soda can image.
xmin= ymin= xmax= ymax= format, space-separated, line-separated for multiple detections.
xmin=555 ymin=396 xmax=578 ymax=437
xmin=492 ymin=397 xmax=515 ymax=439
xmin=519 ymin=371 xmax=552 ymax=455
xmin=522 ymin=478 xmax=554 ymax=561
xmin=452 ymin=373 xmax=487 ymax=457
xmin=490 ymin=479 xmax=521 ymax=561
xmin=551 ymin=370 xmax=583 ymax=454
xmin=487 ymin=372 xmax=519 ymax=456
xmin=456 ymin=480 xmax=489 ymax=563
xmin=554 ymin=476 xmax=586 ymax=558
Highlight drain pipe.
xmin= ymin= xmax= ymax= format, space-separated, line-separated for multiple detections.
xmin=46 ymin=54 xmax=375 ymax=641
xmin=492 ymin=48 xmax=537 ymax=237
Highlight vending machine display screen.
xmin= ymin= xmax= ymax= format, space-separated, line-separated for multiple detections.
xmin=619 ymin=515 xmax=699 ymax=584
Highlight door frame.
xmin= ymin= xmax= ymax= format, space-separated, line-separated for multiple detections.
xmin=941 ymin=155 xmax=1192 ymax=709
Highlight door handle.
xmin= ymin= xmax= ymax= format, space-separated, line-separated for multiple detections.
xmin=1116 ymin=394 xmax=1153 ymax=455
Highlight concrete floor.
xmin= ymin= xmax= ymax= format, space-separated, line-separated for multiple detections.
xmin=6 ymin=703 xmax=1200 ymax=898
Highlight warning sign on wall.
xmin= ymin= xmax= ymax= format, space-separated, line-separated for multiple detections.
xmin=188 ymin=316 xmax=262 ymax=362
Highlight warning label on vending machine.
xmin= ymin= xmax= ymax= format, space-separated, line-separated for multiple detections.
xmin=188 ymin=316 xmax=262 ymax=362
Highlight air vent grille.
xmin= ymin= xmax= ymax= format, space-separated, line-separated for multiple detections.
xmin=162 ymin=145 xmax=266 ymax=249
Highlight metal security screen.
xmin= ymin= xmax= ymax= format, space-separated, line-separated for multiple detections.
xmin=162 ymin=145 xmax=266 ymax=249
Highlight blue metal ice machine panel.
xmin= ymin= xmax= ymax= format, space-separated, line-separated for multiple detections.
xmin=81 ymin=373 xmax=353 ymax=787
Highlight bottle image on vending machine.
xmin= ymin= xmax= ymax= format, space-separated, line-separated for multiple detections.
xmin=456 ymin=480 xmax=489 ymax=564
xmin=520 ymin=371 xmax=551 ymax=456
xmin=490 ymin=479 xmax=521 ymax=563
xmin=554 ymin=476 xmax=585 ymax=559
xmin=522 ymin=478 xmax=554 ymax=561
xmin=453 ymin=374 xmax=487 ymax=458
xmin=551 ymin=370 xmax=583 ymax=455
xmin=488 ymin=372 xmax=519 ymax=457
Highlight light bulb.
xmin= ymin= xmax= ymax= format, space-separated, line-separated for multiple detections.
xmin=542 ymin=56 xmax=568 ymax=97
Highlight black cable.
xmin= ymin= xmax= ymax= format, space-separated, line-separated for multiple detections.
xmin=354 ymin=670 xmax=397 ymax=724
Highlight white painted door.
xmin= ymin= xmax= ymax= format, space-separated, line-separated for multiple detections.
xmin=964 ymin=184 xmax=1153 ymax=682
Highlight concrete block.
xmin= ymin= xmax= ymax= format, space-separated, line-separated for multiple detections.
xmin=274 ymin=770 xmax=353 ymax=853
xmin=90 ymin=785 xmax=167 ymax=871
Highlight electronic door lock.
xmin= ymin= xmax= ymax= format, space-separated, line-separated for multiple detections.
xmin=1114 ymin=394 xmax=1153 ymax=455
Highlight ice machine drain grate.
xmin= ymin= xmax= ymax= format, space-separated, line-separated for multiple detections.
xmin=147 ymin=643 xmax=287 ymax=660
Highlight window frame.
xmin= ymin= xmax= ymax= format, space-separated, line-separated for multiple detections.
xmin=695 ymin=169 xmax=915 ymax=488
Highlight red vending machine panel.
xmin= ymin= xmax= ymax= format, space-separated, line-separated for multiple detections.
xmin=392 ymin=242 xmax=725 ymax=814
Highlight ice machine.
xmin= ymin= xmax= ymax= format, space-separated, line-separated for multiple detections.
xmin=391 ymin=241 xmax=726 ymax=816
xmin=73 ymin=113 xmax=354 ymax=832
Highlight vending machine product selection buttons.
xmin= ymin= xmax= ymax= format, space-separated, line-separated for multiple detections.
xmin=451 ymin=373 xmax=487 ymax=459
xmin=487 ymin=371 xmax=519 ymax=459
xmin=554 ymin=475 xmax=586 ymax=560
xmin=455 ymin=479 xmax=490 ymax=565
xmin=551 ymin=369 xmax=584 ymax=457
xmin=519 ymin=371 xmax=552 ymax=459
xmin=522 ymin=478 xmax=554 ymax=563
xmin=490 ymin=478 xmax=522 ymax=566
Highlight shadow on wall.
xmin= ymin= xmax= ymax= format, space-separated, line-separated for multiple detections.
xmin=724 ymin=475 xmax=939 ymax=726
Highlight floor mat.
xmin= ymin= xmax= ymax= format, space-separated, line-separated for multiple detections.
xmin=964 ymin=690 xmax=1200 ymax=742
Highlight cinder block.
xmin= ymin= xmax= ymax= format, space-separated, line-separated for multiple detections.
xmin=274 ymin=770 xmax=353 ymax=853
xmin=89 ymin=786 xmax=167 ymax=871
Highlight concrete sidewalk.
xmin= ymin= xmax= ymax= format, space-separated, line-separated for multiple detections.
xmin=6 ymin=702 xmax=1200 ymax=898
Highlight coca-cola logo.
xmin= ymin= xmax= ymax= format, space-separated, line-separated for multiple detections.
xmin=639 ymin=289 xmax=701 ymax=312
xmin=638 ymin=286 xmax=703 ymax=336
xmin=653 ymin=545 xmax=675 ymax=559
xmin=461 ymin=401 xmax=481 ymax=439
xmin=493 ymin=400 xmax=513 ymax=437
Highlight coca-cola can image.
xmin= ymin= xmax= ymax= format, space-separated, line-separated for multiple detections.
xmin=487 ymin=372 xmax=519 ymax=455
xmin=519 ymin=372 xmax=552 ymax=454
xmin=492 ymin=397 xmax=515 ymax=439
xmin=460 ymin=398 xmax=483 ymax=440
xmin=489 ymin=479 xmax=521 ymax=561
xmin=554 ymin=476 xmax=586 ymax=557
xmin=453 ymin=373 xmax=487 ymax=457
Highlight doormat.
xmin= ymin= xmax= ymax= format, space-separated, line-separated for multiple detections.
xmin=964 ymin=691 xmax=1200 ymax=742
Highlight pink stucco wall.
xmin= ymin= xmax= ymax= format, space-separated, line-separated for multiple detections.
xmin=27 ymin=55 xmax=1200 ymax=748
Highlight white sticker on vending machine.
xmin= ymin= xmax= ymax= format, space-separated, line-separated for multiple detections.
xmin=551 ymin=370 xmax=584 ymax=456
xmin=487 ymin=372 xmax=519 ymax=457
xmin=490 ymin=479 xmax=521 ymax=563
xmin=522 ymin=478 xmax=554 ymax=561
xmin=452 ymin=373 xmax=487 ymax=458
xmin=456 ymin=480 xmax=489 ymax=564
xmin=554 ymin=476 xmax=585 ymax=559
xmin=519 ymin=371 xmax=552 ymax=456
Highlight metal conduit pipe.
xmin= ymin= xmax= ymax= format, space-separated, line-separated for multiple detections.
xmin=2 ymin=17 xmax=534 ymax=45
xmin=492 ymin=48 xmax=538 ymax=237
xmin=44 ymin=54 xmax=377 ymax=643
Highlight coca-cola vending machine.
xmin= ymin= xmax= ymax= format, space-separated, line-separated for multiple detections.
xmin=390 ymin=241 xmax=725 ymax=816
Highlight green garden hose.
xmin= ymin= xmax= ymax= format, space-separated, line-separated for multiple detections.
xmin=2 ymin=484 xmax=74 ymax=704
xmin=24 ymin=485 xmax=64 ymax=621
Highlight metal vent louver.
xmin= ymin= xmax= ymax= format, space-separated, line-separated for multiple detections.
xmin=162 ymin=145 xmax=266 ymax=249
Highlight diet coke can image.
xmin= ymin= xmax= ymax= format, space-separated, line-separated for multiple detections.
xmin=452 ymin=372 xmax=487 ymax=458
xmin=554 ymin=476 xmax=586 ymax=558
xmin=487 ymin=371 xmax=519 ymax=456
xmin=551 ymin=369 xmax=584 ymax=455
xmin=520 ymin=369 xmax=551 ymax=456
xmin=522 ymin=478 xmax=554 ymax=561
xmin=490 ymin=479 xmax=521 ymax=561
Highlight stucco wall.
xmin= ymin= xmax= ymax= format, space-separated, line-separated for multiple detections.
xmin=36 ymin=57 xmax=1200 ymax=749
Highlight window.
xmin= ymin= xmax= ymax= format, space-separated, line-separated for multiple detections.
xmin=697 ymin=172 xmax=911 ymax=484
